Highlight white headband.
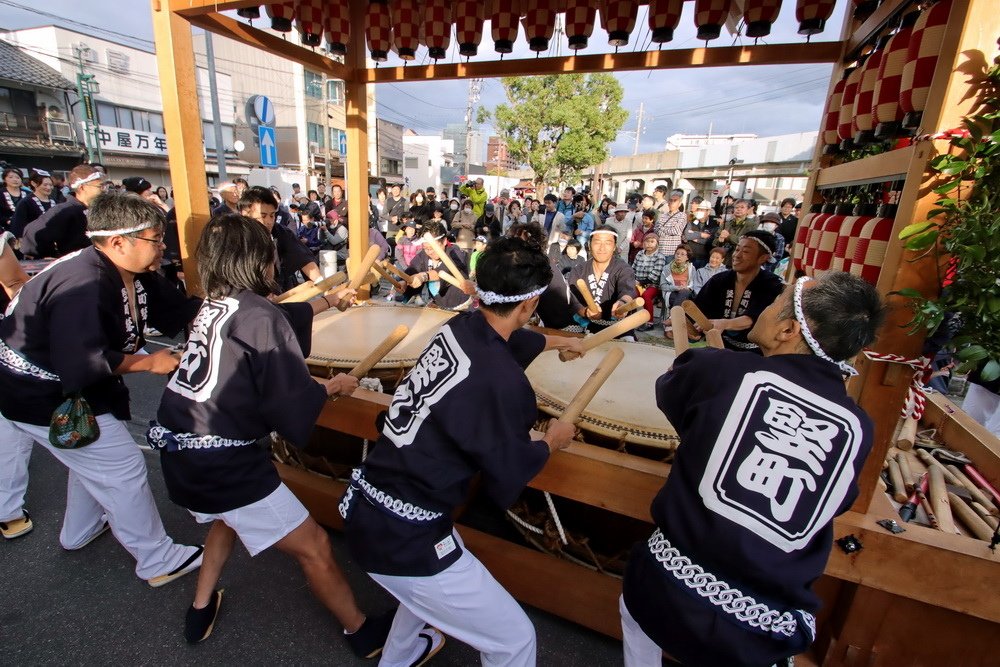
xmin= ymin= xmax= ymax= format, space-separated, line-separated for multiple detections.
xmin=794 ymin=277 xmax=857 ymax=377
xmin=86 ymin=220 xmax=158 ymax=238
xmin=33 ymin=169 xmax=51 ymax=177
xmin=476 ymin=285 xmax=546 ymax=305
xmin=746 ymin=234 xmax=773 ymax=256
xmin=590 ymin=229 xmax=618 ymax=240
xmin=70 ymin=172 xmax=102 ymax=190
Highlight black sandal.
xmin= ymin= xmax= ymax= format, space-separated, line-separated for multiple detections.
xmin=184 ymin=589 xmax=223 ymax=644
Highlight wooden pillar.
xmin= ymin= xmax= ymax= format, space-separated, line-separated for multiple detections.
xmin=152 ymin=0 xmax=211 ymax=296
xmin=344 ymin=0 xmax=371 ymax=291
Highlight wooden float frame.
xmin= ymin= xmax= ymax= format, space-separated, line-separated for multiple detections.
xmin=150 ymin=1 xmax=1000 ymax=663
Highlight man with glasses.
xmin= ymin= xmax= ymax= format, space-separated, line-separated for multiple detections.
xmin=0 ymin=193 xmax=205 ymax=587
xmin=20 ymin=164 xmax=106 ymax=258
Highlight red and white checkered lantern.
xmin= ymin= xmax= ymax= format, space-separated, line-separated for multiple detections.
xmin=743 ymin=0 xmax=782 ymax=39
xmin=564 ymin=0 xmax=597 ymax=50
xmin=423 ymin=0 xmax=452 ymax=60
xmin=853 ymin=42 xmax=886 ymax=144
xmin=648 ymin=0 xmax=684 ymax=44
xmin=873 ymin=11 xmax=920 ymax=139
xmin=822 ymin=74 xmax=849 ymax=150
xmin=601 ymin=0 xmax=639 ymax=47
xmin=393 ymin=0 xmax=422 ymax=61
xmin=830 ymin=216 xmax=872 ymax=273
xmin=795 ymin=0 xmax=835 ymax=36
xmin=266 ymin=2 xmax=295 ymax=32
xmin=237 ymin=6 xmax=261 ymax=20
xmin=695 ymin=0 xmax=734 ymax=42
xmin=491 ymin=0 xmax=522 ymax=55
xmin=837 ymin=63 xmax=865 ymax=147
xmin=811 ymin=214 xmax=844 ymax=274
xmin=454 ymin=0 xmax=485 ymax=57
xmin=792 ymin=219 xmax=812 ymax=273
xmin=901 ymin=0 xmax=953 ymax=129
xmin=853 ymin=0 xmax=877 ymax=21
xmin=522 ymin=0 xmax=555 ymax=53
xmin=850 ymin=216 xmax=893 ymax=285
xmin=322 ymin=0 xmax=350 ymax=56
xmin=296 ymin=0 xmax=324 ymax=47
xmin=366 ymin=0 xmax=393 ymax=62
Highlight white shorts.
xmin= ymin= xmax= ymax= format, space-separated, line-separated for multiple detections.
xmin=190 ymin=483 xmax=310 ymax=556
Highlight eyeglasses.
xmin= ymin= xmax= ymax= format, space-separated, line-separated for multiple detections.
xmin=130 ymin=235 xmax=165 ymax=246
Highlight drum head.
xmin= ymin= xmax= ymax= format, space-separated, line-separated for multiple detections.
xmin=526 ymin=340 xmax=679 ymax=449
xmin=309 ymin=304 xmax=456 ymax=369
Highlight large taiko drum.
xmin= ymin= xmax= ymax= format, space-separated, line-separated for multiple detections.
xmin=526 ymin=340 xmax=678 ymax=450
xmin=307 ymin=304 xmax=456 ymax=383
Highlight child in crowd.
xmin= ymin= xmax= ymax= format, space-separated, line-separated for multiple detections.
xmin=394 ymin=219 xmax=421 ymax=269
xmin=629 ymin=209 xmax=656 ymax=264
xmin=469 ymin=235 xmax=488 ymax=278
xmin=558 ymin=238 xmax=585 ymax=276
xmin=632 ymin=232 xmax=666 ymax=327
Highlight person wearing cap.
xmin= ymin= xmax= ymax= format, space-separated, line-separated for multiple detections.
xmin=683 ymin=200 xmax=718 ymax=268
xmin=402 ymin=221 xmax=474 ymax=310
xmin=757 ymin=212 xmax=787 ymax=273
xmin=606 ymin=203 xmax=634 ymax=258
xmin=393 ymin=217 xmax=420 ymax=270
xmin=469 ymin=235 xmax=488 ymax=277
xmin=343 ymin=236 xmax=583 ymax=667
xmin=20 ymin=164 xmax=106 ymax=258
xmin=652 ymin=186 xmax=687 ymax=257
xmin=621 ymin=272 xmax=884 ymax=667
xmin=123 ymin=176 xmax=170 ymax=213
xmin=691 ymin=230 xmax=784 ymax=353
xmin=10 ymin=170 xmax=56 ymax=238
xmin=0 ymin=193 xmax=206 ymax=587
xmin=568 ymin=224 xmax=639 ymax=337
xmin=714 ymin=199 xmax=759 ymax=261
xmin=457 ymin=177 xmax=488 ymax=218
xmin=476 ymin=202 xmax=502 ymax=241
xmin=212 ymin=181 xmax=240 ymax=217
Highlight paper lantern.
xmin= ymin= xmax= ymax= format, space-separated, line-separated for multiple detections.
xmin=850 ymin=217 xmax=893 ymax=285
xmin=296 ymin=0 xmax=324 ymax=47
xmin=602 ymin=0 xmax=639 ymax=47
xmin=831 ymin=216 xmax=872 ymax=273
xmin=800 ymin=213 xmax=827 ymax=274
xmin=393 ymin=0 xmax=421 ymax=60
xmin=743 ymin=0 xmax=782 ymax=39
xmin=423 ymin=0 xmax=452 ymax=60
xmin=791 ymin=217 xmax=812 ymax=273
xmin=522 ymin=0 xmax=555 ymax=52
xmin=454 ymin=0 xmax=485 ymax=57
xmin=237 ymin=6 xmax=261 ymax=20
xmin=873 ymin=11 xmax=920 ymax=139
xmin=365 ymin=0 xmax=392 ymax=62
xmin=321 ymin=0 xmax=350 ymax=56
xmin=853 ymin=0 xmax=878 ymax=21
xmin=564 ymin=0 xmax=596 ymax=50
xmin=796 ymin=0 xmax=835 ymax=36
xmin=694 ymin=0 xmax=734 ymax=42
xmin=266 ymin=2 xmax=295 ymax=32
xmin=837 ymin=62 xmax=865 ymax=149
xmin=853 ymin=41 xmax=887 ymax=145
xmin=901 ymin=0 xmax=953 ymax=129
xmin=491 ymin=1 xmax=521 ymax=54
xmin=812 ymin=214 xmax=845 ymax=274
xmin=648 ymin=0 xmax=683 ymax=44
xmin=821 ymin=73 xmax=850 ymax=153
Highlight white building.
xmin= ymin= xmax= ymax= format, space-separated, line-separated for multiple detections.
xmin=402 ymin=131 xmax=454 ymax=194
xmin=664 ymin=133 xmax=758 ymax=151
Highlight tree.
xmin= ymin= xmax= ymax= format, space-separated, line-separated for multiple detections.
xmin=480 ymin=74 xmax=628 ymax=189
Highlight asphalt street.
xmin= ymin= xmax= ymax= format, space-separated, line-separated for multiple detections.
xmin=2 ymin=339 xmax=623 ymax=667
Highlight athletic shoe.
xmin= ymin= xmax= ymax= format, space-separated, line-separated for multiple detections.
xmin=0 ymin=510 xmax=33 ymax=539
xmin=66 ymin=520 xmax=110 ymax=550
xmin=184 ymin=589 xmax=224 ymax=644
xmin=410 ymin=627 xmax=446 ymax=667
xmin=345 ymin=610 xmax=396 ymax=659
xmin=147 ymin=545 xmax=204 ymax=588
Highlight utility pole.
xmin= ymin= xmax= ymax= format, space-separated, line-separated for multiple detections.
xmin=204 ymin=32 xmax=227 ymax=181
xmin=323 ymin=74 xmax=332 ymax=188
xmin=464 ymin=78 xmax=483 ymax=171
xmin=74 ymin=46 xmax=102 ymax=164
xmin=632 ymin=102 xmax=644 ymax=156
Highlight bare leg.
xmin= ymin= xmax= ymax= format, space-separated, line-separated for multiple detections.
xmin=274 ymin=516 xmax=365 ymax=632
xmin=193 ymin=521 xmax=236 ymax=608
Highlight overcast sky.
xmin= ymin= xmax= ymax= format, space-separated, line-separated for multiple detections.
xmin=1 ymin=0 xmax=847 ymax=156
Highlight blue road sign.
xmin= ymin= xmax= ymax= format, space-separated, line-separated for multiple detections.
xmin=258 ymin=125 xmax=277 ymax=167
xmin=339 ymin=130 xmax=347 ymax=157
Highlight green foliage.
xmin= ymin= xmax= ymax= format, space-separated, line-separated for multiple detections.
xmin=895 ymin=55 xmax=1000 ymax=382
xmin=480 ymin=74 xmax=629 ymax=188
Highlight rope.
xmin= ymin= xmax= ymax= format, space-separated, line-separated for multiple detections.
xmin=544 ymin=491 xmax=568 ymax=546
xmin=506 ymin=509 xmax=545 ymax=535
xmin=862 ymin=350 xmax=933 ymax=420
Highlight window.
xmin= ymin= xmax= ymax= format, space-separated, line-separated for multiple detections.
xmin=404 ymin=157 xmax=418 ymax=169
xmin=380 ymin=158 xmax=402 ymax=176
xmin=97 ymin=101 xmax=117 ymax=127
xmin=148 ymin=112 xmax=164 ymax=134
xmin=304 ymin=70 xmax=323 ymax=99
xmin=0 ymin=86 xmax=35 ymax=115
xmin=202 ymin=122 xmax=235 ymax=151
xmin=107 ymin=50 xmax=130 ymax=74
xmin=117 ymin=107 xmax=135 ymax=130
xmin=327 ymin=80 xmax=344 ymax=104
xmin=307 ymin=122 xmax=325 ymax=148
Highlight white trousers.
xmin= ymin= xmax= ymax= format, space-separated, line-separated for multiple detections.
xmin=0 ymin=413 xmax=199 ymax=579
xmin=369 ymin=537 xmax=536 ymax=667
xmin=620 ymin=595 xmax=664 ymax=667
xmin=964 ymin=383 xmax=1000 ymax=438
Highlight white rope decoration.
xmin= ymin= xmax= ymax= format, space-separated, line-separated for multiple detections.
xmin=544 ymin=491 xmax=569 ymax=545
xmin=476 ymin=285 xmax=546 ymax=305
xmin=85 ymin=220 xmax=158 ymax=238
xmin=745 ymin=234 xmax=773 ymax=256
xmin=33 ymin=169 xmax=51 ymax=177
xmin=70 ymin=171 xmax=102 ymax=190
xmin=794 ymin=276 xmax=858 ymax=377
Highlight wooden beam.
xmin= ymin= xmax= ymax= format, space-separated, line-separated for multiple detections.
xmin=185 ymin=11 xmax=352 ymax=82
xmin=343 ymin=0 xmax=371 ymax=289
xmin=814 ymin=145 xmax=915 ymax=188
xmin=169 ymin=0 xmax=265 ymax=16
xmin=152 ymin=0 xmax=211 ymax=295
xmin=361 ymin=42 xmax=843 ymax=83
xmin=844 ymin=0 xmax=914 ymax=62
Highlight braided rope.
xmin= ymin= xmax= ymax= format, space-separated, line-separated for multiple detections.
xmin=862 ymin=350 xmax=933 ymax=419
xmin=544 ymin=491 xmax=568 ymax=545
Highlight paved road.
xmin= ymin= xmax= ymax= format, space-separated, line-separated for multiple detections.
xmin=4 ymin=341 xmax=623 ymax=666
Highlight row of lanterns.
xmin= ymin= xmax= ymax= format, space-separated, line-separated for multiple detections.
xmin=821 ymin=0 xmax=952 ymax=152
xmin=234 ymin=1 xmax=851 ymax=62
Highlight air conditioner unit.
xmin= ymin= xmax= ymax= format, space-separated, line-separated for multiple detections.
xmin=47 ymin=120 xmax=73 ymax=141
xmin=46 ymin=106 xmax=64 ymax=120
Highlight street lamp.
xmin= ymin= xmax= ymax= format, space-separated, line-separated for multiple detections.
xmin=727 ymin=158 xmax=745 ymax=197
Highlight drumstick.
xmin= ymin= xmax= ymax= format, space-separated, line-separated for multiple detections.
xmin=382 ymin=260 xmax=410 ymax=282
xmin=575 ymin=279 xmax=601 ymax=315
xmin=347 ymin=245 xmax=383 ymax=291
xmin=613 ymin=297 xmax=644 ymax=319
xmin=681 ymin=300 xmax=713 ymax=333
xmin=948 ymin=492 xmax=996 ymax=540
xmin=371 ymin=264 xmax=405 ymax=292
xmin=705 ymin=329 xmax=724 ymax=349
xmin=927 ymin=466 xmax=955 ymax=533
xmin=558 ymin=347 xmax=625 ymax=424
xmin=436 ymin=270 xmax=464 ymax=289
xmin=348 ymin=325 xmax=409 ymax=379
xmin=558 ymin=310 xmax=650 ymax=361
xmin=971 ymin=502 xmax=1000 ymax=530
xmin=422 ymin=233 xmax=466 ymax=281
xmin=670 ymin=306 xmax=689 ymax=355
xmin=275 ymin=272 xmax=347 ymax=303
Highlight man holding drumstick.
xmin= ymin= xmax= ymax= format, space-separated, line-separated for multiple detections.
xmin=567 ymin=224 xmax=639 ymax=337
xmin=620 ymin=272 xmax=885 ymax=667
xmin=343 ymin=237 xmax=584 ymax=667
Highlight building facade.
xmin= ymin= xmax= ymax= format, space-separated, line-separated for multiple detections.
xmin=402 ymin=131 xmax=454 ymax=194
xmin=376 ymin=118 xmax=404 ymax=185
xmin=485 ymin=135 xmax=517 ymax=174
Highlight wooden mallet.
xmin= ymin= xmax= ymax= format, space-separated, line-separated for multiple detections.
xmin=371 ymin=263 xmax=405 ymax=293
xmin=347 ymin=324 xmax=409 ymax=379
xmin=576 ymin=279 xmax=601 ymax=316
xmin=682 ymin=300 xmax=712 ymax=338
xmin=558 ymin=347 xmax=625 ymax=424
xmin=275 ymin=271 xmax=347 ymax=304
xmin=347 ymin=245 xmax=383 ymax=291
xmin=382 ymin=260 xmax=410 ymax=283
xmin=613 ymin=297 xmax=645 ymax=319
xmin=705 ymin=329 xmax=724 ymax=349
xmin=558 ymin=310 xmax=650 ymax=361
xmin=436 ymin=270 xmax=464 ymax=289
xmin=669 ymin=306 xmax=690 ymax=355
xmin=422 ymin=232 xmax=467 ymax=282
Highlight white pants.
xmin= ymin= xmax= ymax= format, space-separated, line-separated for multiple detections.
xmin=0 ymin=413 xmax=200 ymax=579
xmin=964 ymin=383 xmax=1000 ymax=438
xmin=620 ymin=595 xmax=664 ymax=667
xmin=369 ymin=536 xmax=536 ymax=667
xmin=190 ymin=483 xmax=309 ymax=556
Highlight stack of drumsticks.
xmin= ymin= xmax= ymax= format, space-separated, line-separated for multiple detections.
xmin=883 ymin=440 xmax=1000 ymax=544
